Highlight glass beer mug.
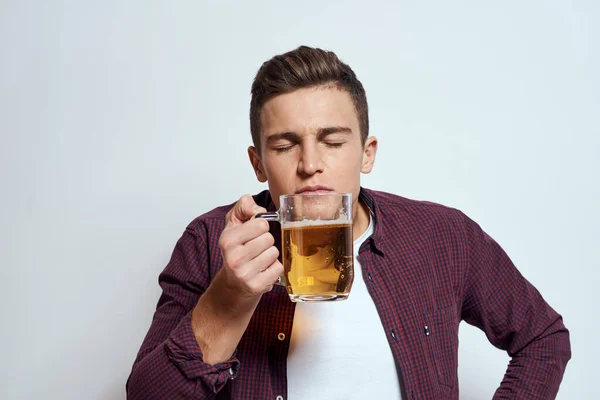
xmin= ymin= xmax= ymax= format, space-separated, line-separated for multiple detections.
xmin=256 ymin=192 xmax=354 ymax=302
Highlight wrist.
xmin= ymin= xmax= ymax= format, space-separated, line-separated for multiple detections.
xmin=207 ymin=269 xmax=263 ymax=316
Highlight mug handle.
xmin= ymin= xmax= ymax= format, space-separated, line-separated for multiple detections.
xmin=254 ymin=212 xmax=279 ymax=222
xmin=254 ymin=211 xmax=285 ymax=286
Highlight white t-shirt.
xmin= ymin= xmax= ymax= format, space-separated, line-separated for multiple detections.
xmin=287 ymin=216 xmax=403 ymax=399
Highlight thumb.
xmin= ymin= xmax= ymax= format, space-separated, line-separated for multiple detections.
xmin=227 ymin=195 xmax=267 ymax=225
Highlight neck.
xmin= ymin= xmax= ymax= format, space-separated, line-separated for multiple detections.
xmin=352 ymin=199 xmax=370 ymax=241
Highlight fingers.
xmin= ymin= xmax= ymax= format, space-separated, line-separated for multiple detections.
xmin=221 ymin=231 xmax=276 ymax=273
xmin=239 ymin=246 xmax=280 ymax=279
xmin=219 ymin=218 xmax=270 ymax=250
xmin=237 ymin=231 xmax=276 ymax=263
xmin=226 ymin=195 xmax=267 ymax=226
xmin=222 ymin=244 xmax=281 ymax=296
xmin=246 ymin=259 xmax=284 ymax=294
xmin=217 ymin=194 xmax=280 ymax=296
xmin=261 ymin=259 xmax=284 ymax=283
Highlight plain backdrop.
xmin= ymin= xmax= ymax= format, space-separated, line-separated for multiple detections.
xmin=1 ymin=1 xmax=598 ymax=399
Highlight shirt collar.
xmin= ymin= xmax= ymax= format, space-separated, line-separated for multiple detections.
xmin=358 ymin=187 xmax=387 ymax=255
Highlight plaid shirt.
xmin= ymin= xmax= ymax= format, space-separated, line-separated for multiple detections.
xmin=127 ymin=188 xmax=570 ymax=399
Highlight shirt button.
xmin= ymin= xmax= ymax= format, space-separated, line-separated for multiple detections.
xmin=368 ymin=274 xmax=373 ymax=281
xmin=276 ymin=396 xmax=284 ymax=400
xmin=391 ymin=330 xmax=396 ymax=339
xmin=277 ymin=333 xmax=285 ymax=341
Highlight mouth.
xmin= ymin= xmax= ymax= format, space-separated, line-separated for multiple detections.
xmin=295 ymin=185 xmax=334 ymax=195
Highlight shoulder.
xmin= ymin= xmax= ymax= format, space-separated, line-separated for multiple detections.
xmin=363 ymin=188 xmax=469 ymax=229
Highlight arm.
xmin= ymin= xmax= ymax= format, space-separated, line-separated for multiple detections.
xmin=127 ymin=196 xmax=282 ymax=399
xmin=459 ymin=214 xmax=571 ymax=399
xmin=191 ymin=195 xmax=282 ymax=366
xmin=126 ymin=227 xmax=235 ymax=399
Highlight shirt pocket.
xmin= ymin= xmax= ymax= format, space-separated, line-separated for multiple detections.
xmin=424 ymin=305 xmax=459 ymax=388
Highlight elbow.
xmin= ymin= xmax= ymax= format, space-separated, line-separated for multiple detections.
xmin=556 ymin=323 xmax=572 ymax=370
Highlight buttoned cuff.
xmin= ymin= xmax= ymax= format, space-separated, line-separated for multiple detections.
xmin=165 ymin=311 xmax=240 ymax=393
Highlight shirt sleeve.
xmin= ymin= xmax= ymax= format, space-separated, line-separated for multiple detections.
xmin=126 ymin=223 xmax=240 ymax=399
xmin=459 ymin=213 xmax=571 ymax=399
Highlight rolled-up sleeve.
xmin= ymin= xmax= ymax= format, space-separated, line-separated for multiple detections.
xmin=127 ymin=222 xmax=238 ymax=399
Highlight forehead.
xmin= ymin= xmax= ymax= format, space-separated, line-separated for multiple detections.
xmin=260 ymin=86 xmax=359 ymax=137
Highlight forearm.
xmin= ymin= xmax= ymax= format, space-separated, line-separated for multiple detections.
xmin=191 ymin=270 xmax=262 ymax=365
xmin=127 ymin=340 xmax=204 ymax=400
xmin=127 ymin=311 xmax=240 ymax=399
xmin=128 ymin=196 xmax=278 ymax=397
xmin=493 ymin=318 xmax=571 ymax=399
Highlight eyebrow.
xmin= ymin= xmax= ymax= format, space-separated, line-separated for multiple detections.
xmin=317 ymin=126 xmax=353 ymax=137
xmin=265 ymin=126 xmax=353 ymax=144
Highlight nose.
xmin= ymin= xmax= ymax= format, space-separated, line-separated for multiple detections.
xmin=297 ymin=142 xmax=324 ymax=177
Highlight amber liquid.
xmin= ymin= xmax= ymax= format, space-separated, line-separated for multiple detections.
xmin=282 ymin=223 xmax=353 ymax=302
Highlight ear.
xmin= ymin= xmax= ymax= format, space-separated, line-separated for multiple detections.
xmin=248 ymin=146 xmax=268 ymax=182
xmin=361 ymin=136 xmax=378 ymax=174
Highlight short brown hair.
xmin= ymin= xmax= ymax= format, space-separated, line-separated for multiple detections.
xmin=250 ymin=46 xmax=369 ymax=152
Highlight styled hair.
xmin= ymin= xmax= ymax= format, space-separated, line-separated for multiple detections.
xmin=250 ymin=46 xmax=369 ymax=152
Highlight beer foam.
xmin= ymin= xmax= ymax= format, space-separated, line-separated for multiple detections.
xmin=282 ymin=217 xmax=351 ymax=228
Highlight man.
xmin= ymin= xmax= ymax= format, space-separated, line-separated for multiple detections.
xmin=127 ymin=46 xmax=571 ymax=399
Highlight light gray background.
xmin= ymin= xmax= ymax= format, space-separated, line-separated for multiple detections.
xmin=1 ymin=1 xmax=598 ymax=399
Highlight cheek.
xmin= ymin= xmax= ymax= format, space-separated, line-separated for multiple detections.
xmin=327 ymin=150 xmax=362 ymax=172
xmin=331 ymin=153 xmax=363 ymax=186
xmin=264 ymin=157 xmax=295 ymax=181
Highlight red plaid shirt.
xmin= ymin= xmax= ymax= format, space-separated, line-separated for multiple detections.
xmin=127 ymin=188 xmax=570 ymax=399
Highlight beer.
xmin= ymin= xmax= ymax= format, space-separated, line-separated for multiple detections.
xmin=282 ymin=221 xmax=354 ymax=302
xmin=255 ymin=192 xmax=353 ymax=302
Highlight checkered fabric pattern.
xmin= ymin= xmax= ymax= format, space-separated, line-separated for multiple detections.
xmin=127 ymin=188 xmax=570 ymax=399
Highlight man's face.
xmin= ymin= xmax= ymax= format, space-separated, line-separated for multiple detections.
xmin=248 ymin=86 xmax=377 ymax=209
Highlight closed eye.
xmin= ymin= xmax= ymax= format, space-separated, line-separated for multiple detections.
xmin=272 ymin=144 xmax=296 ymax=153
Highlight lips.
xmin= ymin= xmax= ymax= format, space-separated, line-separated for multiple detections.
xmin=295 ymin=185 xmax=334 ymax=194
